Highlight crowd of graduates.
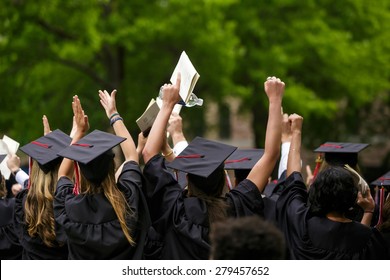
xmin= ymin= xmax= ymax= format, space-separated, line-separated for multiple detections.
xmin=1 ymin=75 xmax=389 ymax=260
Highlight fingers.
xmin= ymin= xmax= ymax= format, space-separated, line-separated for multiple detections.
xmin=111 ymin=89 xmax=117 ymax=100
xmin=282 ymin=113 xmax=289 ymax=123
xmin=175 ymin=72 xmax=181 ymax=88
xmin=42 ymin=115 xmax=51 ymax=135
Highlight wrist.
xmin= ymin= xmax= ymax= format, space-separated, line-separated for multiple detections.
xmin=364 ymin=209 xmax=375 ymax=214
xmin=109 ymin=112 xmax=119 ymax=119
xmin=12 ymin=168 xmax=21 ymax=176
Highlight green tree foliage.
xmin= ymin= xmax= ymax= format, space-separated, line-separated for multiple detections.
xmin=226 ymin=0 xmax=390 ymax=146
xmin=0 ymin=0 xmax=237 ymax=143
xmin=1 ymin=0 xmax=390 ymax=152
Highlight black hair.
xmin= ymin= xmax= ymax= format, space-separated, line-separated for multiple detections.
xmin=309 ymin=166 xmax=358 ymax=216
xmin=209 ymin=216 xmax=285 ymax=260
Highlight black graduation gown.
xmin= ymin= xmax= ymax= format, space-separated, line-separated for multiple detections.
xmin=275 ymin=171 xmax=388 ymax=260
xmin=0 ymin=198 xmax=22 ymax=259
xmin=14 ymin=189 xmax=68 ymax=260
xmin=54 ymin=161 xmax=150 ymax=260
xmin=143 ymin=154 xmax=264 ymax=260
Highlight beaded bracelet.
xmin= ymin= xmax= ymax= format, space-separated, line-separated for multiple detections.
xmin=110 ymin=112 xmax=120 ymax=119
xmin=110 ymin=117 xmax=123 ymax=126
xmin=364 ymin=210 xmax=374 ymax=214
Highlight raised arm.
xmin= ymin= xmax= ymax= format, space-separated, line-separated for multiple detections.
xmin=286 ymin=114 xmax=303 ymax=176
xmin=278 ymin=112 xmax=292 ymax=178
xmin=167 ymin=113 xmax=188 ymax=155
xmin=99 ymin=89 xmax=138 ymax=164
xmin=247 ymin=76 xmax=284 ymax=193
xmin=143 ymin=74 xmax=181 ymax=164
xmin=58 ymin=95 xmax=89 ymax=180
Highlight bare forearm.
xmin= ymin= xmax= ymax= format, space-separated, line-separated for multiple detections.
xmin=263 ymin=100 xmax=282 ymax=163
xmin=287 ymin=131 xmax=302 ymax=176
xmin=247 ymin=99 xmax=282 ymax=193
xmin=112 ymin=120 xmax=138 ymax=163
xmin=143 ymin=103 xmax=175 ymax=163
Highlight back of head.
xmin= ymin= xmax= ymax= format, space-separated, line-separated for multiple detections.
xmin=209 ymin=216 xmax=286 ymax=260
xmin=187 ymin=167 xmax=228 ymax=224
xmin=309 ymin=166 xmax=357 ymax=216
xmin=25 ymin=159 xmax=59 ymax=247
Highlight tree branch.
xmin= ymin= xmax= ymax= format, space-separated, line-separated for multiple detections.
xmin=51 ymin=56 xmax=114 ymax=89
xmin=29 ymin=16 xmax=78 ymax=41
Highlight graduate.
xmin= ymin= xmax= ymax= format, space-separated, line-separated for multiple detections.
xmin=141 ymin=74 xmax=285 ymax=259
xmin=312 ymin=142 xmax=374 ymax=222
xmin=275 ymin=113 xmax=388 ymax=259
xmin=14 ymin=129 xmax=71 ymax=259
xmin=0 ymin=154 xmax=23 ymax=259
xmin=54 ymin=93 xmax=150 ymax=260
xmin=209 ymin=215 xmax=285 ymax=260
xmin=370 ymin=171 xmax=390 ymax=258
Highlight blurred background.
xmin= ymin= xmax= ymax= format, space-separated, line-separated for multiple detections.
xmin=1 ymin=0 xmax=390 ymax=181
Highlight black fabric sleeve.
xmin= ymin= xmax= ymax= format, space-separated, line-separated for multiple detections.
xmin=143 ymin=154 xmax=182 ymax=223
xmin=226 ymin=179 xmax=264 ymax=217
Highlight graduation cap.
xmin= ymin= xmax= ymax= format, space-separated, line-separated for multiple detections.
xmin=224 ymin=149 xmax=264 ymax=184
xmin=370 ymin=171 xmax=390 ymax=227
xmin=370 ymin=171 xmax=390 ymax=189
xmin=166 ymin=137 xmax=237 ymax=193
xmin=57 ymin=129 xmax=126 ymax=184
xmin=19 ymin=129 xmax=72 ymax=173
xmin=313 ymin=142 xmax=369 ymax=167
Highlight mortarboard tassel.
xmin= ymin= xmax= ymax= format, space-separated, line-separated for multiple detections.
xmin=311 ymin=154 xmax=323 ymax=183
xmin=176 ymin=154 xmax=204 ymax=159
xmin=376 ymin=186 xmax=385 ymax=227
xmin=225 ymin=169 xmax=232 ymax=191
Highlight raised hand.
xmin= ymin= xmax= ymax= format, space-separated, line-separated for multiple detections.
xmin=43 ymin=115 xmax=52 ymax=135
xmin=160 ymin=72 xmax=181 ymax=106
xmin=99 ymin=89 xmax=118 ymax=119
xmin=288 ymin=113 xmax=303 ymax=133
xmin=264 ymin=76 xmax=285 ymax=101
xmin=72 ymin=95 xmax=89 ymax=139
xmin=281 ymin=113 xmax=292 ymax=143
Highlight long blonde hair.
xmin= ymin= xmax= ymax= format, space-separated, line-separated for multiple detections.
xmin=79 ymin=160 xmax=135 ymax=246
xmin=25 ymin=160 xmax=59 ymax=247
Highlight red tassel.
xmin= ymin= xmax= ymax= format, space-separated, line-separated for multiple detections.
xmin=311 ymin=154 xmax=323 ymax=183
xmin=376 ymin=187 xmax=385 ymax=227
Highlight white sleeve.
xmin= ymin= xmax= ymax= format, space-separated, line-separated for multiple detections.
xmin=173 ymin=141 xmax=189 ymax=156
xmin=15 ymin=169 xmax=29 ymax=187
xmin=278 ymin=142 xmax=291 ymax=178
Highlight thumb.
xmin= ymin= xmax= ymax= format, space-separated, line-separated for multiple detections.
xmin=176 ymin=72 xmax=181 ymax=88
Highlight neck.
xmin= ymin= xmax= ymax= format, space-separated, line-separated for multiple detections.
xmin=326 ymin=211 xmax=352 ymax=223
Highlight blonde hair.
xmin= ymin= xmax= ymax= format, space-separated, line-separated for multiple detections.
xmin=79 ymin=160 xmax=135 ymax=246
xmin=25 ymin=160 xmax=59 ymax=247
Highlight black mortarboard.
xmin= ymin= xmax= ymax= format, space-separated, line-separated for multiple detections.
xmin=166 ymin=137 xmax=237 ymax=192
xmin=314 ymin=142 xmax=369 ymax=167
xmin=57 ymin=129 xmax=125 ymax=184
xmin=370 ymin=171 xmax=390 ymax=188
xmin=224 ymin=148 xmax=264 ymax=183
xmin=19 ymin=129 xmax=72 ymax=173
